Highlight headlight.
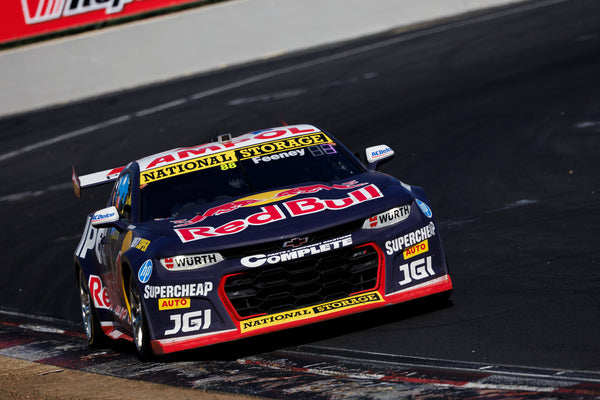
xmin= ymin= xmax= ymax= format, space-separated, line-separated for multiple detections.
xmin=159 ymin=253 xmax=223 ymax=271
xmin=362 ymin=204 xmax=410 ymax=229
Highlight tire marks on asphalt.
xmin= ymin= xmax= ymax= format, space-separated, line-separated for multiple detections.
xmin=0 ymin=313 xmax=599 ymax=400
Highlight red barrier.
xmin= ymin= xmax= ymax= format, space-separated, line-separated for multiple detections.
xmin=1 ymin=0 xmax=209 ymax=44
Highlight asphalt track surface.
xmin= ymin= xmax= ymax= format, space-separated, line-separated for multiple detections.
xmin=1 ymin=0 xmax=599 ymax=388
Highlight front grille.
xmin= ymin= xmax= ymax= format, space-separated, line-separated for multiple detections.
xmin=223 ymin=244 xmax=380 ymax=318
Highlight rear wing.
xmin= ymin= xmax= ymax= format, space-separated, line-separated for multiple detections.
xmin=72 ymin=166 xmax=124 ymax=198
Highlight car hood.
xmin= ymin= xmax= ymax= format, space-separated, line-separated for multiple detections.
xmin=139 ymin=172 xmax=415 ymax=253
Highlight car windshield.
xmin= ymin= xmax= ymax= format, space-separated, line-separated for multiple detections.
xmin=140 ymin=141 xmax=364 ymax=221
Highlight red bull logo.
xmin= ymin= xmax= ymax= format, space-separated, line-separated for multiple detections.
xmin=172 ymin=180 xmax=367 ymax=228
xmin=175 ymin=184 xmax=384 ymax=243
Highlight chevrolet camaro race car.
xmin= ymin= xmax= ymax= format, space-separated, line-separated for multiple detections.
xmin=73 ymin=124 xmax=452 ymax=359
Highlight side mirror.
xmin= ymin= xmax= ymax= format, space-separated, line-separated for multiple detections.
xmin=365 ymin=145 xmax=394 ymax=171
xmin=91 ymin=206 xmax=124 ymax=230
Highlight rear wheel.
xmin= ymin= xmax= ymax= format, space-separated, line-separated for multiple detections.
xmin=78 ymin=268 xmax=105 ymax=347
xmin=128 ymin=274 xmax=153 ymax=361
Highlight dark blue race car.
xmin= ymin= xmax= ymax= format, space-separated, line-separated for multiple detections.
xmin=73 ymin=124 xmax=452 ymax=359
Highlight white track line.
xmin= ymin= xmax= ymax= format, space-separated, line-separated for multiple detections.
xmin=0 ymin=182 xmax=71 ymax=202
xmin=0 ymin=115 xmax=131 ymax=162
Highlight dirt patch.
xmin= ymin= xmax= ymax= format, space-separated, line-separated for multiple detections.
xmin=0 ymin=356 xmax=264 ymax=400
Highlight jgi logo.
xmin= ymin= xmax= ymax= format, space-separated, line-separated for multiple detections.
xmin=398 ymin=256 xmax=435 ymax=286
xmin=164 ymin=310 xmax=212 ymax=336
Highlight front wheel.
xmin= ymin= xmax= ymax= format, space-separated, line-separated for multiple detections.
xmin=128 ymin=274 xmax=153 ymax=361
xmin=78 ymin=268 xmax=105 ymax=347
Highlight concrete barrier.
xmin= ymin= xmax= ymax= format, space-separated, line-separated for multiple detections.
xmin=0 ymin=0 xmax=528 ymax=117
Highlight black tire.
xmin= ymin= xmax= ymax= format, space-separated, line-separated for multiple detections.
xmin=128 ymin=273 xmax=154 ymax=361
xmin=78 ymin=268 xmax=105 ymax=347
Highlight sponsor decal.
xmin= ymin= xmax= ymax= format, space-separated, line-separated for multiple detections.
xmin=159 ymin=253 xmax=223 ymax=271
xmin=416 ymin=199 xmax=433 ymax=218
xmin=240 ymin=291 xmax=383 ymax=333
xmin=362 ymin=205 xmax=410 ymax=229
xmin=75 ymin=217 xmax=109 ymax=265
xmin=176 ymin=205 xmax=285 ymax=242
xmin=282 ymin=184 xmax=382 ymax=216
xmin=249 ymin=125 xmax=319 ymax=139
xmin=403 ymin=239 xmax=429 ymax=259
xmin=91 ymin=210 xmax=117 ymax=224
xmin=88 ymin=275 xmax=111 ymax=310
xmin=366 ymin=145 xmax=394 ymax=164
xmin=20 ymin=0 xmax=134 ymax=25
xmin=158 ymin=297 xmax=191 ymax=311
xmin=175 ymin=184 xmax=383 ymax=242
xmin=237 ymin=133 xmax=332 ymax=159
xmin=63 ymin=0 xmax=132 ymax=16
xmin=132 ymin=237 xmax=150 ymax=252
xmin=385 ymin=222 xmax=436 ymax=256
xmin=241 ymin=235 xmax=353 ymax=268
xmin=312 ymin=293 xmax=382 ymax=313
xmin=172 ymin=180 xmax=366 ymax=228
xmin=88 ymin=275 xmax=129 ymax=322
xmin=140 ymin=150 xmax=236 ymax=185
xmin=11 ymin=1 xmax=263 ymax=44
xmin=138 ymin=259 xmax=153 ymax=283
xmin=144 ymin=126 xmax=319 ymax=170
xmin=370 ymin=147 xmax=392 ymax=159
xmin=146 ymin=143 xmax=241 ymax=170
xmin=143 ymin=282 xmax=214 ymax=299
xmin=164 ymin=310 xmax=211 ymax=335
xmin=251 ymin=148 xmax=305 ymax=164
xmin=140 ymin=132 xmax=333 ymax=186
xmin=75 ymin=217 xmax=96 ymax=259
xmin=398 ymin=256 xmax=435 ymax=286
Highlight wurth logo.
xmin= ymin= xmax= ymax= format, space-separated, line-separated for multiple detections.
xmin=21 ymin=0 xmax=134 ymax=24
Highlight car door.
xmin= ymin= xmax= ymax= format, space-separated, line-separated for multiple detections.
xmin=103 ymin=172 xmax=134 ymax=322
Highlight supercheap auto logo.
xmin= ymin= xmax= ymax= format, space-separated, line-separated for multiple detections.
xmin=240 ymin=291 xmax=383 ymax=333
xmin=21 ymin=0 xmax=134 ymax=24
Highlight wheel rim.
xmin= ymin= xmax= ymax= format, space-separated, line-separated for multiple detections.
xmin=79 ymin=271 xmax=93 ymax=341
xmin=129 ymin=277 xmax=145 ymax=352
